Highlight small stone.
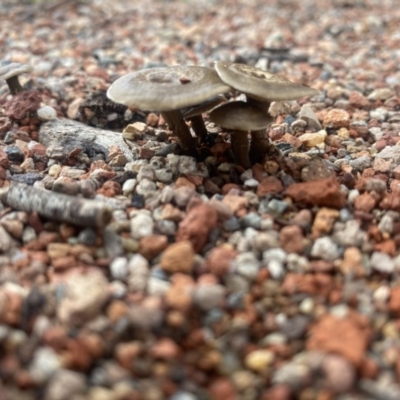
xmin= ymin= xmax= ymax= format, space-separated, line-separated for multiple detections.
xmin=193 ymin=281 xmax=225 ymax=311
xmin=257 ymin=176 xmax=283 ymax=196
xmin=310 ymin=236 xmax=340 ymax=261
xmin=57 ymin=271 xmax=109 ymax=327
xmin=306 ymin=313 xmax=369 ymax=367
xmin=323 ymin=108 xmax=350 ymax=128
xmin=160 ymin=241 xmax=194 ymax=274
xmin=299 ymin=104 xmax=322 ymax=131
xmin=279 ymin=225 xmax=306 ymax=254
xmin=130 ymin=213 xmax=154 ymax=239
xmin=176 ymin=203 xmax=218 ymax=252
xmin=29 ymin=347 xmax=62 ymax=384
xmin=110 ymin=257 xmax=129 ymax=280
xmin=311 ymin=208 xmax=340 ymax=236
xmin=234 ymin=252 xmax=260 ymax=281
xmin=139 ymin=234 xmax=168 ymax=260
xmin=207 ymin=246 xmax=237 ymax=277
xmin=37 ymin=105 xmax=57 ymax=121
xmin=285 ymin=177 xmax=346 ymax=208
xmin=354 ymin=192 xmax=376 ymax=212
xmin=339 ymin=247 xmax=366 ymax=277
xmin=44 ymin=369 xmax=86 ymax=400
xmin=298 ymin=130 xmax=327 ymax=147
xmin=370 ymin=251 xmax=394 ymax=274
xmin=245 ymin=349 xmax=275 ymax=372
xmin=320 ymin=353 xmax=356 ymax=393
xmin=367 ymin=87 xmax=394 ymax=101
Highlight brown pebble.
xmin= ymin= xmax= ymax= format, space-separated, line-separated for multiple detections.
xmin=279 ymin=225 xmax=307 ymax=254
xmin=322 ymin=109 xmax=350 ymax=128
xmin=306 ymin=313 xmax=370 ymax=367
xmin=160 ymin=240 xmax=194 ymax=274
xmin=285 ymin=177 xmax=346 ymax=208
xmin=257 ymin=176 xmax=283 ymax=196
xmin=139 ymin=234 xmax=168 ymax=260
xmin=150 ymin=338 xmax=180 ymax=360
xmin=354 ymin=192 xmax=376 ymax=213
xmin=176 ymin=203 xmax=218 ymax=252
xmin=206 ymin=246 xmax=237 ymax=277
xmin=311 ymin=208 xmax=340 ymax=237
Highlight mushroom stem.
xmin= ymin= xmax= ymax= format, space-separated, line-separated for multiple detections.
xmin=7 ymin=76 xmax=23 ymax=95
xmin=246 ymin=97 xmax=272 ymax=163
xmin=161 ymin=110 xmax=198 ymax=157
xmin=230 ymin=130 xmax=250 ymax=169
xmin=187 ymin=115 xmax=208 ymax=144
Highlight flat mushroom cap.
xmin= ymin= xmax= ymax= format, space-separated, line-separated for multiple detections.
xmin=181 ymin=94 xmax=226 ymax=119
xmin=107 ymin=66 xmax=232 ymax=112
xmin=215 ymin=61 xmax=318 ymax=102
xmin=0 ymin=63 xmax=33 ymax=80
xmin=209 ymin=101 xmax=273 ymax=131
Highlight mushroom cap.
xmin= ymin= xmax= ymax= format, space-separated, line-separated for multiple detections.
xmin=0 ymin=63 xmax=33 ymax=80
xmin=107 ymin=66 xmax=232 ymax=112
xmin=215 ymin=61 xmax=318 ymax=102
xmin=209 ymin=101 xmax=273 ymax=131
xmin=181 ymin=94 xmax=226 ymax=119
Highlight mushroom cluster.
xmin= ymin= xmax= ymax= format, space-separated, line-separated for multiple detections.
xmin=107 ymin=62 xmax=318 ymax=167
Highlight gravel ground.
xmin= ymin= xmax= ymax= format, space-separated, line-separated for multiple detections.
xmin=1 ymin=0 xmax=400 ymax=399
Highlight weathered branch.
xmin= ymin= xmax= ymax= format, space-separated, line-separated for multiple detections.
xmin=0 ymin=183 xmax=112 ymax=228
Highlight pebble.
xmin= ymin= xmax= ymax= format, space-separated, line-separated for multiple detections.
xmin=57 ymin=271 xmax=110 ymax=327
xmin=29 ymin=347 xmax=62 ymax=384
xmin=44 ymin=369 xmax=86 ymax=400
xmin=193 ymin=281 xmax=225 ymax=311
xmin=299 ymin=104 xmax=322 ymax=131
xmin=110 ymin=257 xmax=129 ymax=280
xmin=234 ymin=252 xmax=260 ymax=281
xmin=245 ymin=349 xmax=275 ymax=372
xmin=310 ymin=236 xmax=341 ymax=261
xmin=130 ymin=212 xmax=154 ymax=239
xmin=160 ymin=240 xmax=194 ymax=274
xmin=370 ymin=251 xmax=395 ymax=274
xmin=37 ymin=105 xmax=57 ymax=120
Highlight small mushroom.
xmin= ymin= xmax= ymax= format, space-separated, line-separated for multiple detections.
xmin=0 ymin=63 xmax=33 ymax=95
xmin=107 ymin=66 xmax=231 ymax=156
xmin=214 ymin=60 xmax=318 ymax=162
xmin=209 ymin=101 xmax=273 ymax=169
xmin=181 ymin=94 xmax=226 ymax=144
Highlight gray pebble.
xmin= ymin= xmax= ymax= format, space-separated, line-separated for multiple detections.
xmin=110 ymin=257 xmax=129 ymax=280
xmin=22 ymin=226 xmax=37 ymax=244
xmin=333 ymin=220 xmax=367 ymax=247
xmin=310 ymin=237 xmax=341 ymax=261
xmin=44 ymin=369 xmax=86 ymax=400
xmin=29 ymin=347 xmax=62 ymax=384
xmin=266 ymin=199 xmax=289 ymax=215
xmin=122 ymin=179 xmax=137 ymax=196
xmin=240 ymin=212 xmax=262 ymax=229
xmin=178 ymin=156 xmax=197 ymax=175
xmin=147 ymin=276 xmax=171 ymax=296
xmin=223 ymin=216 xmax=241 ymax=232
xmin=174 ymin=187 xmax=195 ymax=207
xmin=137 ymin=165 xmax=156 ymax=181
xmin=193 ymin=283 xmax=225 ymax=310
xmin=130 ymin=213 xmax=154 ymax=239
xmin=135 ymin=178 xmax=157 ymax=197
xmin=378 ymin=213 xmax=393 ymax=234
xmin=348 ymin=156 xmax=372 ymax=171
xmin=155 ymin=168 xmax=173 ymax=183
xmin=252 ymin=231 xmax=279 ymax=253
xmin=299 ymin=104 xmax=322 ymax=131
xmin=234 ymin=252 xmax=260 ymax=281
xmin=370 ymin=251 xmax=394 ymax=274
xmin=155 ymin=219 xmax=176 ymax=236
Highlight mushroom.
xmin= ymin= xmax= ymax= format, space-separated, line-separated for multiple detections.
xmin=214 ymin=61 xmax=318 ymax=162
xmin=107 ymin=66 xmax=231 ymax=156
xmin=209 ymin=101 xmax=273 ymax=169
xmin=181 ymin=94 xmax=226 ymax=144
xmin=0 ymin=63 xmax=33 ymax=95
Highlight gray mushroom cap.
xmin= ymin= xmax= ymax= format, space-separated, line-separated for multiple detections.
xmin=209 ymin=101 xmax=273 ymax=131
xmin=215 ymin=61 xmax=318 ymax=102
xmin=0 ymin=63 xmax=33 ymax=80
xmin=107 ymin=66 xmax=232 ymax=112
